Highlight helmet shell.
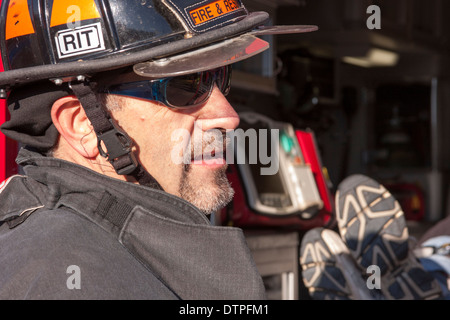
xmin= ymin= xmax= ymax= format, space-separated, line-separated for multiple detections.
xmin=0 ymin=0 xmax=269 ymax=86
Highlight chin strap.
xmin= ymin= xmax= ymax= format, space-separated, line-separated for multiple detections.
xmin=69 ymin=80 xmax=163 ymax=190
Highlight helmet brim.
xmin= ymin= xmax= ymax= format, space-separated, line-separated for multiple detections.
xmin=133 ymin=24 xmax=318 ymax=79
xmin=133 ymin=34 xmax=269 ymax=79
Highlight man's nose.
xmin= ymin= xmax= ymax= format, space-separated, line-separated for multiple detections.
xmin=195 ymin=85 xmax=240 ymax=132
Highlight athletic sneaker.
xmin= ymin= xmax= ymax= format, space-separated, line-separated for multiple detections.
xmin=300 ymin=227 xmax=376 ymax=300
xmin=335 ymin=174 xmax=442 ymax=300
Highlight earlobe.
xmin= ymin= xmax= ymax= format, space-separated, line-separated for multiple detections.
xmin=51 ymin=96 xmax=99 ymax=158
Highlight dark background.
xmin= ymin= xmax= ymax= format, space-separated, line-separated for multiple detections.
xmin=228 ymin=0 xmax=450 ymax=224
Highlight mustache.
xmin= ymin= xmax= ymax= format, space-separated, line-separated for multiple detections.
xmin=187 ymin=128 xmax=230 ymax=162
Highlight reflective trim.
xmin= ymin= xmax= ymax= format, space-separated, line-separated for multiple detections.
xmin=5 ymin=0 xmax=35 ymax=40
xmin=50 ymin=0 xmax=101 ymax=27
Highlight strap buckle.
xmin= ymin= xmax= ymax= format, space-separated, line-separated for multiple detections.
xmin=97 ymin=120 xmax=138 ymax=175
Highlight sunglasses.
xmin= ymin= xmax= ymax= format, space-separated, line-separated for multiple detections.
xmin=104 ymin=65 xmax=232 ymax=109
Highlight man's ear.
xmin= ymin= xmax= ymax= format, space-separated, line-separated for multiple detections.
xmin=51 ymin=96 xmax=99 ymax=158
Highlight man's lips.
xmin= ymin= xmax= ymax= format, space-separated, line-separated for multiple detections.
xmin=191 ymin=151 xmax=226 ymax=165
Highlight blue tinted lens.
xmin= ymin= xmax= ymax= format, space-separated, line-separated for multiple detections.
xmin=165 ymin=71 xmax=212 ymax=107
xmin=106 ymin=65 xmax=231 ymax=108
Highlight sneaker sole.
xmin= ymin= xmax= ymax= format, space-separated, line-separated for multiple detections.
xmin=335 ymin=174 xmax=442 ymax=300
xmin=300 ymin=227 xmax=374 ymax=300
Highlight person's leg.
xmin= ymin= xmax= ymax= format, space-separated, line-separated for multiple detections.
xmin=419 ymin=216 xmax=450 ymax=245
xmin=300 ymin=227 xmax=376 ymax=300
xmin=334 ymin=174 xmax=442 ymax=300
xmin=300 ymin=174 xmax=443 ymax=300
xmin=416 ymin=236 xmax=450 ymax=299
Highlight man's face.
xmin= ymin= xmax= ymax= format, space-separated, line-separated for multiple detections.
xmin=106 ymin=86 xmax=240 ymax=215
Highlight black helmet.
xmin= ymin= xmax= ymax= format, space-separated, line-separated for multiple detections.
xmin=0 ymin=0 xmax=316 ymax=88
xmin=0 ymin=0 xmax=317 ymax=187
